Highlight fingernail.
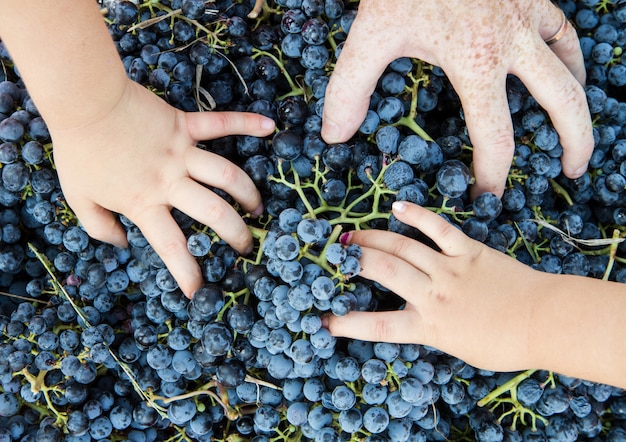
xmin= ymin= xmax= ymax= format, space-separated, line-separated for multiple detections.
xmin=392 ymin=201 xmax=406 ymax=213
xmin=339 ymin=232 xmax=352 ymax=245
xmin=323 ymin=119 xmax=341 ymax=142
xmin=261 ymin=118 xmax=275 ymax=131
xmin=251 ymin=204 xmax=264 ymax=218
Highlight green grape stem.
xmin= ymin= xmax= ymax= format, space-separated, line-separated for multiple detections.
xmin=478 ymin=370 xmax=537 ymax=407
xmin=394 ymin=62 xmax=434 ymax=141
xmin=27 ymin=243 xmax=169 ymax=420
xmin=602 ymin=229 xmax=622 ymax=281
xmin=16 ymin=368 xmax=68 ymax=428
xmin=549 ymin=178 xmax=574 ymax=206
xmin=477 ymin=369 xmax=551 ymax=431
xmin=251 ymin=48 xmax=304 ymax=100
xmin=128 ymin=1 xmax=227 ymax=48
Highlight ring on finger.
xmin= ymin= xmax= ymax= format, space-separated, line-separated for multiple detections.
xmin=544 ymin=9 xmax=568 ymax=46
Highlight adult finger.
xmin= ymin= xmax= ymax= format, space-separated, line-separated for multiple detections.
xmin=185 ymin=111 xmax=275 ymax=140
xmin=449 ymin=71 xmax=515 ymax=198
xmin=321 ymin=13 xmax=401 ymax=143
xmin=390 ymin=202 xmax=473 ymax=257
xmin=185 ymin=148 xmax=263 ymax=216
xmin=513 ymin=42 xmax=594 ymax=179
xmin=324 ymin=310 xmax=422 ymax=344
xmin=134 ymin=206 xmax=203 ymax=298
xmin=67 ymin=199 xmax=128 ymax=249
xmin=168 ymin=177 xmax=253 ymax=255
xmin=539 ymin=5 xmax=586 ymax=85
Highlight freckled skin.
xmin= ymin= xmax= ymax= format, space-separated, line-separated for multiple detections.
xmin=322 ymin=0 xmax=593 ymax=199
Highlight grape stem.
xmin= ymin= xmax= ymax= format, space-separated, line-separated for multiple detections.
xmin=477 ymin=369 xmax=550 ymax=431
xmin=394 ymin=62 xmax=434 ymax=141
xmin=17 ymin=368 xmax=68 ymax=428
xmin=602 ymin=229 xmax=622 ymax=280
xmin=549 ymin=178 xmax=574 ymax=206
xmin=251 ymin=48 xmax=304 ymax=100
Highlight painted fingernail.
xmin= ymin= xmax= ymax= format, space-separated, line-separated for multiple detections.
xmin=339 ymin=232 xmax=352 ymax=245
xmin=323 ymin=119 xmax=341 ymax=142
xmin=261 ymin=117 xmax=275 ymax=130
xmin=392 ymin=201 xmax=406 ymax=213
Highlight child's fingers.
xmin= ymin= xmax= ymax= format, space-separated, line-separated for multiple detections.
xmin=133 ymin=206 xmax=204 ymax=299
xmin=185 ymin=148 xmax=263 ymax=216
xmin=391 ymin=202 xmax=474 ymax=257
xmin=355 ymin=245 xmax=432 ymax=307
xmin=185 ymin=111 xmax=275 ymax=140
xmin=324 ymin=310 xmax=423 ymax=344
xmin=346 ymin=229 xmax=444 ymax=278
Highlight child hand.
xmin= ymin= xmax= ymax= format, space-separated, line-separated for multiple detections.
xmin=51 ymin=79 xmax=275 ymax=298
xmin=326 ymin=201 xmax=541 ymax=372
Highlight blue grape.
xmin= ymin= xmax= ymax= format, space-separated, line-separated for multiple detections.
xmin=297 ymin=218 xmax=325 ymax=244
xmin=322 ymin=143 xmax=352 ymax=172
xmin=301 ymin=18 xmax=329 ymax=45
xmin=300 ymin=44 xmax=329 ymax=69
xmin=377 ymin=96 xmax=404 ymax=123
xmin=359 ymin=110 xmax=380 ymax=135
xmin=321 ymin=178 xmax=346 ymax=204
xmin=274 ymin=234 xmax=300 ymax=261
xmin=362 ymin=406 xmax=390 ymax=434
xmin=330 ymin=385 xmax=356 ymax=410
xmin=0 ymin=392 xmax=19 ymax=417
xmin=307 ymin=405 xmax=333 ymax=430
xmin=375 ymin=125 xmax=400 ymax=155
xmin=0 ymin=117 xmax=24 ymax=143
xmin=533 ymin=124 xmax=559 ymax=151
xmin=436 ymin=159 xmax=471 ymax=198
xmin=324 ymin=243 xmax=347 ymax=265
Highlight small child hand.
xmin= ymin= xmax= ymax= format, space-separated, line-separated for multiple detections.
xmin=326 ymin=201 xmax=540 ymax=372
xmin=51 ymin=79 xmax=275 ymax=298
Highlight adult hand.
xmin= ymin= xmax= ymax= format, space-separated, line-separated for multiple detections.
xmin=321 ymin=0 xmax=593 ymax=198
xmin=51 ymin=79 xmax=275 ymax=298
xmin=325 ymin=201 xmax=542 ymax=372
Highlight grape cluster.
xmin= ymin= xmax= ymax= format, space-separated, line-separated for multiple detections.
xmin=1 ymin=0 xmax=626 ymax=441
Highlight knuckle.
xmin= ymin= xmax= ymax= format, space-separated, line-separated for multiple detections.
xmin=206 ymin=200 xmax=230 ymax=224
xmin=220 ymin=162 xmax=243 ymax=188
xmin=558 ymin=79 xmax=585 ymax=108
xmin=436 ymin=221 xmax=460 ymax=244
xmin=156 ymin=237 xmax=188 ymax=259
xmin=486 ymin=128 xmax=515 ymax=156
xmin=377 ymin=255 xmax=400 ymax=280
xmin=373 ymin=317 xmax=395 ymax=342
xmin=427 ymin=287 xmax=449 ymax=304
xmin=390 ymin=237 xmax=412 ymax=258
xmin=209 ymin=112 xmax=230 ymax=133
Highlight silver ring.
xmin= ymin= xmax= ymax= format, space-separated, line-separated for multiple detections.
xmin=545 ymin=10 xmax=568 ymax=46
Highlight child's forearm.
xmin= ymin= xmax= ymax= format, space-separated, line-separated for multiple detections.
xmin=0 ymin=0 xmax=128 ymax=130
xmin=528 ymin=272 xmax=626 ymax=389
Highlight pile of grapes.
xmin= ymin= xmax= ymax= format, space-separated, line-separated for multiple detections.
xmin=1 ymin=0 xmax=626 ymax=440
